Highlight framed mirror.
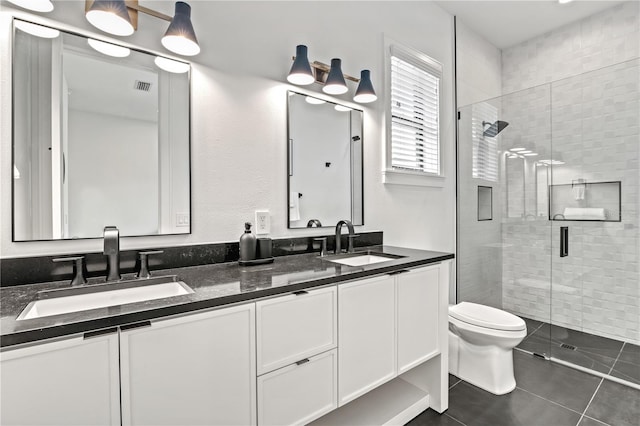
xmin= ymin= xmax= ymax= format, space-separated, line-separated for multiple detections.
xmin=286 ymin=91 xmax=363 ymax=228
xmin=12 ymin=19 xmax=191 ymax=241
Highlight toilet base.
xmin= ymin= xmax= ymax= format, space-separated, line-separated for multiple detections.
xmin=449 ymin=331 xmax=517 ymax=395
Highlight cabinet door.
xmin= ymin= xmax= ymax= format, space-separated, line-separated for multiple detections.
xmin=120 ymin=303 xmax=256 ymax=426
xmin=397 ymin=265 xmax=440 ymax=374
xmin=338 ymin=275 xmax=396 ymax=406
xmin=257 ymin=349 xmax=337 ymax=426
xmin=256 ymin=286 xmax=337 ymax=374
xmin=0 ymin=332 xmax=120 ymax=426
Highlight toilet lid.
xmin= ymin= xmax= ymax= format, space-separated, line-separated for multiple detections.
xmin=449 ymin=302 xmax=526 ymax=331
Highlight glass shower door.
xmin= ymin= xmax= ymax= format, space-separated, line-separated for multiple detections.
xmin=547 ymin=59 xmax=640 ymax=375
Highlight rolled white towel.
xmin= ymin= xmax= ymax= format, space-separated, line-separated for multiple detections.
xmin=563 ymin=207 xmax=606 ymax=220
xmin=289 ymin=192 xmax=300 ymax=221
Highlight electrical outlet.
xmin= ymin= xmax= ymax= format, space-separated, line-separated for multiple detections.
xmin=255 ymin=210 xmax=270 ymax=235
xmin=176 ymin=213 xmax=190 ymax=227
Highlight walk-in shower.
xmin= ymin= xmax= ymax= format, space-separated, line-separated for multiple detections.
xmin=456 ymin=58 xmax=640 ymax=387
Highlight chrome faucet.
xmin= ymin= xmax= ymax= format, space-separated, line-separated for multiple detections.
xmin=335 ymin=220 xmax=356 ymax=254
xmin=103 ymin=226 xmax=120 ymax=281
xmin=306 ymin=219 xmax=322 ymax=227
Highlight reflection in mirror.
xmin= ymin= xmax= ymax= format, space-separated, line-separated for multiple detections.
xmin=12 ymin=19 xmax=191 ymax=241
xmin=287 ymin=92 xmax=363 ymax=228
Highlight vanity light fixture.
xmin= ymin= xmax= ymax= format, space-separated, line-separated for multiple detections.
xmin=558 ymin=0 xmax=574 ymax=4
xmin=14 ymin=20 xmax=59 ymax=38
xmin=287 ymin=45 xmax=376 ymax=104
xmin=88 ymin=38 xmax=130 ymax=57
xmin=323 ymin=59 xmax=348 ymax=95
xmin=154 ymin=56 xmax=190 ymax=73
xmin=353 ymin=70 xmax=377 ymax=103
xmin=523 ymin=152 xmax=538 ymax=156
xmin=86 ymin=0 xmax=134 ymax=36
xmin=287 ymin=45 xmax=315 ymax=85
xmin=6 ymin=0 xmax=53 ymax=12
xmin=85 ymin=0 xmax=200 ymax=56
xmin=509 ymin=148 xmax=526 ymax=152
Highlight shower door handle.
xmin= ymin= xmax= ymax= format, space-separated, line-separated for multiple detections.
xmin=560 ymin=226 xmax=569 ymax=257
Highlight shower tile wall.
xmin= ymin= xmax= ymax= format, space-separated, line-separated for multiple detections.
xmin=500 ymin=2 xmax=640 ymax=344
xmin=502 ymin=1 xmax=639 ymax=95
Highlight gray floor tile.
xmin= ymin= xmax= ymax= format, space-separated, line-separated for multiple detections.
xmin=609 ymin=359 xmax=640 ymax=385
xmin=406 ymin=409 xmax=465 ymax=426
xmin=513 ymin=351 xmax=601 ymax=412
xmin=585 ymin=379 xmax=640 ymax=426
xmin=610 ymin=343 xmax=640 ymax=384
xmin=577 ymin=416 xmax=610 ymax=426
xmin=446 ymin=381 xmax=581 ymax=426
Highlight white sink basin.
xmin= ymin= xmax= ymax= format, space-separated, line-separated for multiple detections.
xmin=327 ymin=252 xmax=404 ymax=267
xmin=17 ymin=276 xmax=193 ymax=321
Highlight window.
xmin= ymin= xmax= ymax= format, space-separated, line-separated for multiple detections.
xmin=385 ymin=43 xmax=443 ymax=186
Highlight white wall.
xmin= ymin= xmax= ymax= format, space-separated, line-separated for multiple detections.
xmin=455 ymin=20 xmax=502 ymax=107
xmin=0 ymin=1 xmax=456 ymax=258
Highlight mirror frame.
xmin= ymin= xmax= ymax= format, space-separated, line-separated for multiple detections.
xmin=286 ymin=90 xmax=364 ymax=229
xmin=11 ymin=18 xmax=192 ymax=242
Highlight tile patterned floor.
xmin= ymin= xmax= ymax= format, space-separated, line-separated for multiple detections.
xmin=517 ymin=319 xmax=640 ymax=385
xmin=406 ymin=351 xmax=640 ymax=426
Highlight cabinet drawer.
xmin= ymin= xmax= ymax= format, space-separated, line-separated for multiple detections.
xmin=256 ymin=286 xmax=337 ymax=374
xmin=257 ymin=349 xmax=337 ymax=426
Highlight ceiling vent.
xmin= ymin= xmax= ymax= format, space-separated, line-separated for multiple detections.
xmin=134 ymin=80 xmax=152 ymax=92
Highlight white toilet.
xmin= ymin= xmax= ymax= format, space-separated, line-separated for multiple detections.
xmin=448 ymin=302 xmax=527 ymax=395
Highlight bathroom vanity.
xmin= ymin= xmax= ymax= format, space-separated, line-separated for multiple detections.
xmin=0 ymin=246 xmax=453 ymax=426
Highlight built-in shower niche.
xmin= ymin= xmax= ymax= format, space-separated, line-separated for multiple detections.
xmin=549 ymin=181 xmax=621 ymax=221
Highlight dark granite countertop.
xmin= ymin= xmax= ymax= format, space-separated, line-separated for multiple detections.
xmin=1 ymin=245 xmax=453 ymax=348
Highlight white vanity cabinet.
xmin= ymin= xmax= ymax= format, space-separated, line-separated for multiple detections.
xmin=338 ymin=275 xmax=397 ymax=405
xmin=120 ymin=303 xmax=256 ymax=426
xmin=396 ymin=265 xmax=441 ymax=374
xmin=255 ymin=286 xmax=338 ymax=425
xmin=0 ymin=332 xmax=120 ymax=426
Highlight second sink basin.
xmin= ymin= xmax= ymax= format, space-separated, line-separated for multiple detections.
xmin=326 ymin=251 xmax=405 ymax=267
xmin=17 ymin=275 xmax=194 ymax=321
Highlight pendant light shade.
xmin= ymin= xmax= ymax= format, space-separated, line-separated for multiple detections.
xmin=353 ymin=70 xmax=377 ymax=103
xmin=6 ymin=0 xmax=53 ymax=12
xmin=323 ymin=58 xmax=348 ymax=95
xmin=287 ymin=45 xmax=314 ymax=85
xmin=86 ymin=0 xmax=134 ymax=36
xmin=161 ymin=2 xmax=200 ymax=56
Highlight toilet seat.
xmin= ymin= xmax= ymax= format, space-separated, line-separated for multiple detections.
xmin=449 ymin=302 xmax=525 ymax=332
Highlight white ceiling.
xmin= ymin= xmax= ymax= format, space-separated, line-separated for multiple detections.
xmin=434 ymin=0 xmax=625 ymax=49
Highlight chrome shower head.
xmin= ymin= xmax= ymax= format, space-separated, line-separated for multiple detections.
xmin=482 ymin=120 xmax=509 ymax=137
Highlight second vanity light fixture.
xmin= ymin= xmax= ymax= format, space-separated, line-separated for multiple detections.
xmin=85 ymin=0 xmax=200 ymax=56
xmin=287 ymin=45 xmax=377 ymax=104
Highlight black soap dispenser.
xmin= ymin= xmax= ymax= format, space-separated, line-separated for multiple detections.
xmin=239 ymin=222 xmax=257 ymax=262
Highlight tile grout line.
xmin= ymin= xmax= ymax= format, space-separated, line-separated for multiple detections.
xmin=449 ymin=378 xmax=462 ymax=390
xmin=607 ymin=341 xmax=625 ymax=375
xmin=443 ymin=412 xmax=467 ymax=426
xmin=576 ymin=377 xmax=604 ymax=426
xmin=515 ymin=386 xmax=587 ymax=417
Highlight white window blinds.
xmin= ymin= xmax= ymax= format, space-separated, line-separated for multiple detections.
xmin=390 ymin=46 xmax=441 ymax=175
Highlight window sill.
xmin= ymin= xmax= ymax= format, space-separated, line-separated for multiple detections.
xmin=382 ymin=169 xmax=445 ymax=187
